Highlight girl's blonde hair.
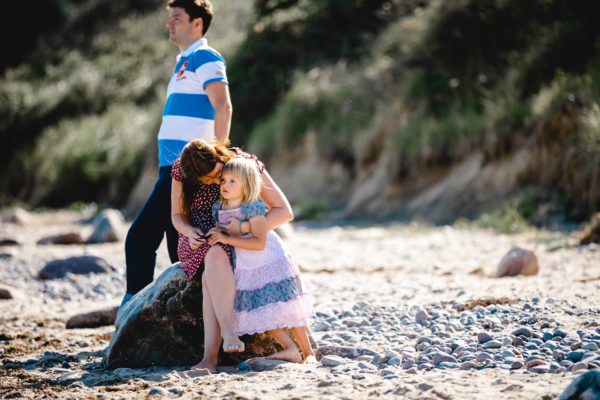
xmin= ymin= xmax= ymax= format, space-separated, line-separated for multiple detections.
xmin=222 ymin=158 xmax=262 ymax=205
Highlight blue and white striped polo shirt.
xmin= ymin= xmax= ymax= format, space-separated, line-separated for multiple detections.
xmin=157 ymin=38 xmax=228 ymax=167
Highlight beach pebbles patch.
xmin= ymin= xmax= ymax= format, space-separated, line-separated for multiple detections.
xmin=87 ymin=209 xmax=125 ymax=243
xmin=66 ymin=306 xmax=119 ymax=329
xmin=37 ymin=232 xmax=86 ymax=245
xmin=102 ymin=263 xmax=283 ymax=369
xmin=496 ymin=246 xmax=539 ymax=277
xmin=38 ymin=255 xmax=115 ymax=280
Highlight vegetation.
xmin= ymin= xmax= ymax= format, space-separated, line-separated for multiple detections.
xmin=0 ymin=0 xmax=598 ymax=222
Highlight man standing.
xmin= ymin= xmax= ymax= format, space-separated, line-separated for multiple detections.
xmin=122 ymin=0 xmax=232 ymax=305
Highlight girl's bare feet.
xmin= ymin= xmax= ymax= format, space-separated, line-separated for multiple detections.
xmin=222 ymin=333 xmax=245 ymax=353
xmin=266 ymin=346 xmax=303 ymax=363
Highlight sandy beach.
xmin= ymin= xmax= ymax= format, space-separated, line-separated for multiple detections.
xmin=1 ymin=209 xmax=599 ymax=399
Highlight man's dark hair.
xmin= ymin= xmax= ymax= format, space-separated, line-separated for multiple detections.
xmin=167 ymin=0 xmax=213 ymax=35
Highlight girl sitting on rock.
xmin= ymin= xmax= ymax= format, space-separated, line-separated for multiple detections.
xmin=206 ymin=157 xmax=315 ymax=362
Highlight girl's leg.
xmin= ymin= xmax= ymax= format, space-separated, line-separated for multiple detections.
xmin=204 ymin=246 xmax=244 ymax=352
xmin=290 ymin=326 xmax=316 ymax=361
xmin=190 ymin=274 xmax=220 ymax=373
xmin=265 ymin=329 xmax=302 ymax=363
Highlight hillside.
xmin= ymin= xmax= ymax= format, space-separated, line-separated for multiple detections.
xmin=1 ymin=0 xmax=599 ymax=226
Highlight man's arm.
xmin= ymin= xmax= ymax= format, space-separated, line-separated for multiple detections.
xmin=205 ymin=81 xmax=232 ymax=144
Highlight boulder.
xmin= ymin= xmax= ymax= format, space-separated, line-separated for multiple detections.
xmin=37 ymin=232 xmax=86 ymax=245
xmin=66 ymin=306 xmax=119 ymax=329
xmin=579 ymin=213 xmax=600 ymax=246
xmin=495 ymin=246 xmax=539 ymax=277
xmin=38 ymin=255 xmax=115 ymax=280
xmin=558 ymin=370 xmax=600 ymax=400
xmin=102 ymin=263 xmax=283 ymax=369
xmin=87 ymin=209 xmax=125 ymax=244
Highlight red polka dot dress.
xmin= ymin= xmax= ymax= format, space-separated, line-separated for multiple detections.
xmin=170 ymin=148 xmax=265 ymax=280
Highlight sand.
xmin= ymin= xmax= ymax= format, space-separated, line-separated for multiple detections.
xmin=1 ymin=209 xmax=599 ymax=399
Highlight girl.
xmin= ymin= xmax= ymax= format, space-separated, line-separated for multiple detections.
xmin=207 ymin=158 xmax=315 ymax=362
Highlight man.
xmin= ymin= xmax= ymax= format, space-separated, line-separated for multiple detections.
xmin=122 ymin=0 xmax=232 ymax=305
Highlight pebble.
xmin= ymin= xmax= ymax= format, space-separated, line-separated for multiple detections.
xmin=483 ymin=340 xmax=502 ymax=349
xmin=477 ymin=332 xmax=493 ymax=344
xmin=571 ymin=362 xmax=588 ymax=373
xmin=148 ymin=387 xmax=168 ymax=396
xmin=321 ymin=355 xmax=347 ymax=367
xmin=415 ymin=310 xmax=430 ymax=323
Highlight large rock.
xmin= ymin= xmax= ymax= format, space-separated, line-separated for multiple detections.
xmin=495 ymin=246 xmax=539 ymax=277
xmin=87 ymin=209 xmax=125 ymax=243
xmin=37 ymin=255 xmax=116 ymax=280
xmin=102 ymin=263 xmax=283 ymax=369
xmin=66 ymin=307 xmax=119 ymax=329
xmin=558 ymin=370 xmax=600 ymax=400
xmin=579 ymin=213 xmax=600 ymax=246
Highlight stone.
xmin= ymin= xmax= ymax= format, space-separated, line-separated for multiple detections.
xmin=433 ymin=353 xmax=458 ymax=366
xmin=0 ymin=287 xmax=13 ymax=300
xmin=512 ymin=327 xmax=533 ymax=338
xmin=477 ymin=332 xmax=493 ymax=344
xmin=316 ymin=345 xmax=378 ymax=360
xmin=572 ymin=362 xmax=589 ymax=373
xmin=87 ymin=209 xmax=125 ymax=243
xmin=495 ymin=247 xmax=539 ymax=277
xmin=38 ymin=256 xmax=115 ymax=280
xmin=244 ymin=358 xmax=288 ymax=371
xmin=558 ymin=370 xmax=600 ymax=400
xmin=483 ymin=340 xmax=502 ymax=349
xmin=102 ymin=264 xmax=283 ymax=369
xmin=313 ymin=321 xmax=331 ymax=332
xmin=66 ymin=307 xmax=119 ymax=329
xmin=569 ymin=351 xmax=586 ymax=363
xmin=0 ymin=238 xmax=19 ymax=246
xmin=415 ymin=310 xmax=430 ymax=323
xmin=2 ymin=208 xmax=31 ymax=225
xmin=37 ymin=232 xmax=86 ymax=245
xmin=579 ymin=213 xmax=600 ymax=245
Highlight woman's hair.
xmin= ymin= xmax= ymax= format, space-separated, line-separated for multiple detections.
xmin=221 ymin=158 xmax=262 ymax=205
xmin=179 ymin=139 xmax=234 ymax=214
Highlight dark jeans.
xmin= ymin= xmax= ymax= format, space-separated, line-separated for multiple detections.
xmin=125 ymin=166 xmax=179 ymax=294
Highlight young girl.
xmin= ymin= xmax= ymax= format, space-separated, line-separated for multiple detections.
xmin=207 ymin=158 xmax=315 ymax=362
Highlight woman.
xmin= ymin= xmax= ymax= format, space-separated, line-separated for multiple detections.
xmin=170 ymin=139 xmax=294 ymax=373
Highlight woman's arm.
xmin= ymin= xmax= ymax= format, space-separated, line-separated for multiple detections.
xmin=208 ymin=216 xmax=267 ymax=251
xmin=259 ymin=168 xmax=294 ymax=231
xmin=171 ymin=178 xmax=205 ymax=249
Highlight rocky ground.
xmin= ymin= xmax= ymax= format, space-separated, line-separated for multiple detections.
xmin=0 ymin=208 xmax=599 ymax=399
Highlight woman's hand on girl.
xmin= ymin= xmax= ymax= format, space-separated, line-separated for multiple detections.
xmin=207 ymin=227 xmax=229 ymax=246
xmin=188 ymin=227 xmax=206 ymax=250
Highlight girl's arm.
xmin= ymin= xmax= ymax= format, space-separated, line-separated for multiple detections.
xmin=171 ymin=178 xmax=205 ymax=249
xmin=208 ymin=215 xmax=267 ymax=251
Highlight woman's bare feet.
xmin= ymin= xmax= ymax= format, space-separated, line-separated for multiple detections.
xmin=266 ymin=346 xmax=303 ymax=363
xmin=222 ymin=333 xmax=245 ymax=353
